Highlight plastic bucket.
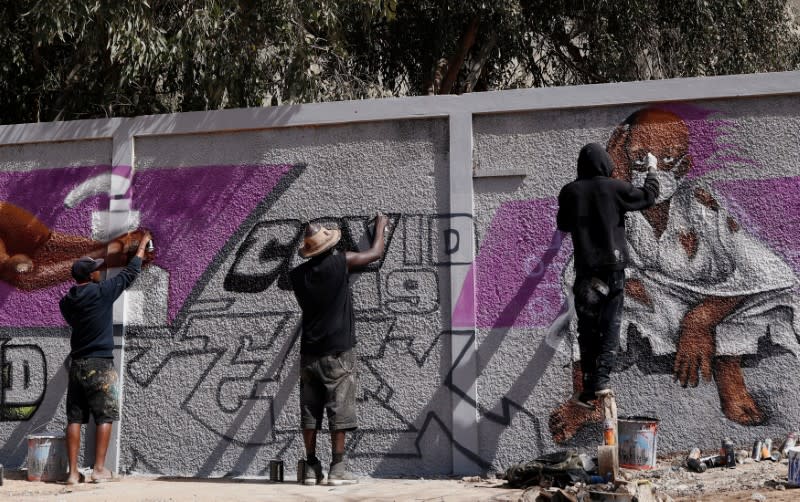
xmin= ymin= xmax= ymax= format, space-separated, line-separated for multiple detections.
xmin=27 ymin=433 xmax=68 ymax=482
xmin=788 ymin=447 xmax=800 ymax=486
xmin=618 ymin=416 xmax=659 ymax=470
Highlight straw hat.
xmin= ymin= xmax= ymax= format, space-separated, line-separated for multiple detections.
xmin=299 ymin=222 xmax=341 ymax=257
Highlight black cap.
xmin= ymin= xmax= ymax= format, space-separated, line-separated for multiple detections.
xmin=71 ymin=256 xmax=104 ymax=282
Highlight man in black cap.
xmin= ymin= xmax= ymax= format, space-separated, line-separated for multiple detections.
xmin=59 ymin=231 xmax=151 ymax=485
xmin=290 ymin=213 xmax=389 ymax=486
xmin=556 ymin=144 xmax=659 ymax=408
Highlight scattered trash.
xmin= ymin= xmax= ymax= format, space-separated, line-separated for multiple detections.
xmin=779 ymin=432 xmax=797 ymax=458
xmin=686 ymin=448 xmax=706 ymax=473
xmin=751 ymin=440 xmax=763 ymax=462
xmin=750 ymin=492 xmax=766 ymax=501
xmin=721 ymin=438 xmax=736 ymax=468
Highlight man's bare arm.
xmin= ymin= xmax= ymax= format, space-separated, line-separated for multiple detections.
xmin=346 ymin=213 xmax=389 ymax=270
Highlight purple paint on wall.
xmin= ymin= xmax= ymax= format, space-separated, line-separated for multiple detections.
xmin=453 ymin=197 xmax=572 ymax=329
xmin=0 ymin=164 xmax=296 ymax=327
xmin=659 ymin=103 xmax=758 ymax=180
xmin=132 ymin=164 xmax=294 ymax=321
xmin=714 ymin=175 xmax=800 ymax=275
xmin=0 ymin=166 xmax=110 ymax=327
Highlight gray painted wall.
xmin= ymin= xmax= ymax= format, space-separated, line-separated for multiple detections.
xmin=0 ymin=72 xmax=799 ymax=477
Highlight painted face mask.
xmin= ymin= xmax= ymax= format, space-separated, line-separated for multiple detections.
xmin=631 ymin=169 xmax=680 ymax=204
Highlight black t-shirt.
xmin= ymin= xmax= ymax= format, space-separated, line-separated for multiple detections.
xmin=289 ymin=251 xmax=355 ymax=356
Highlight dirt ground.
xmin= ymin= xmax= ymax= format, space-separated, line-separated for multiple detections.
xmin=0 ymin=457 xmax=797 ymax=501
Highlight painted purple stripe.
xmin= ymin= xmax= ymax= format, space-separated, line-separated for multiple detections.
xmin=454 ymin=197 xmax=572 ymax=330
xmin=714 ymin=176 xmax=800 ymax=276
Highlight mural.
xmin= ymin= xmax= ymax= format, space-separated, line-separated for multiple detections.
xmin=1 ymin=95 xmax=799 ymax=476
xmin=123 ymin=210 xmax=473 ymax=475
xmin=461 ymin=104 xmax=800 ymax=445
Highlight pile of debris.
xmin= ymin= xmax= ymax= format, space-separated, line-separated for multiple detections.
xmin=503 ymin=450 xmax=673 ymax=502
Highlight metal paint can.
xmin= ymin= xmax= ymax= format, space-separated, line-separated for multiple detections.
xmin=751 ymin=440 xmax=762 ymax=461
xmin=618 ymin=416 xmax=659 ymax=469
xmin=603 ymin=418 xmax=616 ymax=446
xmin=781 ymin=433 xmax=797 ymax=457
xmin=269 ymin=460 xmax=284 ymax=482
xmin=723 ymin=439 xmax=735 ymax=468
xmin=701 ymin=455 xmax=725 ymax=468
xmin=761 ymin=438 xmax=772 ymax=460
xmin=296 ymin=459 xmax=306 ymax=483
xmin=687 ymin=448 xmax=706 ymax=473
xmin=788 ymin=447 xmax=800 ymax=486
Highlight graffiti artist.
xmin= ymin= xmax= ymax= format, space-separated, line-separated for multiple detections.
xmin=59 ymin=232 xmax=152 ymax=485
xmin=289 ymin=213 xmax=389 ymax=485
xmin=555 ymin=143 xmax=660 ymax=409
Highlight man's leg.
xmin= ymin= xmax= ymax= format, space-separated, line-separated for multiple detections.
xmin=90 ymin=423 xmax=113 ymax=481
xmin=595 ymin=271 xmax=625 ymax=393
xmin=300 ymin=355 xmax=325 ymax=485
xmin=65 ymin=423 xmax=82 ymax=485
xmin=573 ymin=275 xmax=603 ymax=402
xmin=326 ymin=351 xmax=358 ymax=485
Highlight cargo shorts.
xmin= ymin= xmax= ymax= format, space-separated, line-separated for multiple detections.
xmin=299 ymin=349 xmax=357 ymax=431
xmin=66 ymin=357 xmax=120 ymax=424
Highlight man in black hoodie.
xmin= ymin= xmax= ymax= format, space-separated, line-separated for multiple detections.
xmin=59 ymin=232 xmax=151 ymax=485
xmin=556 ymin=143 xmax=659 ymax=407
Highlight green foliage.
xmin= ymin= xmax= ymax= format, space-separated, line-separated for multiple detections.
xmin=0 ymin=0 xmax=798 ymax=124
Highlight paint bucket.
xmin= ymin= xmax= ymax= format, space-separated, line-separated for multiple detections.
xmin=27 ymin=433 xmax=68 ymax=482
xmin=788 ymin=447 xmax=800 ymax=486
xmin=617 ymin=416 xmax=659 ymax=470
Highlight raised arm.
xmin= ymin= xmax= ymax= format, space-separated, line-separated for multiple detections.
xmin=618 ymin=152 xmax=660 ymax=211
xmin=100 ymin=231 xmax=152 ymax=300
xmin=346 ymin=213 xmax=388 ymax=270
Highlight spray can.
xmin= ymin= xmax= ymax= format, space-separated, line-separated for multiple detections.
xmin=269 ymin=460 xmax=284 ymax=482
xmin=296 ymin=459 xmax=306 ymax=483
xmin=780 ymin=432 xmax=797 ymax=458
xmin=722 ymin=439 xmax=735 ymax=468
xmin=687 ymin=448 xmax=707 ymax=473
xmin=761 ymin=439 xmax=773 ymax=461
xmin=751 ymin=440 xmax=763 ymax=462
xmin=701 ymin=455 xmax=725 ymax=468
xmin=603 ymin=418 xmax=616 ymax=446
xmin=146 ymin=239 xmax=155 ymax=253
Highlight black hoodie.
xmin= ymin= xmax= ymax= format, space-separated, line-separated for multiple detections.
xmin=557 ymin=143 xmax=659 ymax=274
xmin=59 ymin=256 xmax=142 ymax=359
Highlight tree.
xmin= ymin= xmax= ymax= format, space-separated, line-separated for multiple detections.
xmin=0 ymin=0 xmax=798 ymax=124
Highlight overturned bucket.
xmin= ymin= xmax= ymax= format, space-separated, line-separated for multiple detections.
xmin=27 ymin=433 xmax=68 ymax=482
xmin=618 ymin=416 xmax=659 ymax=470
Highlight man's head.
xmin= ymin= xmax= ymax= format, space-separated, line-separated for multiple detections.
xmin=607 ymin=107 xmax=691 ymax=202
xmin=298 ymin=222 xmax=341 ymax=258
xmin=71 ymin=256 xmax=104 ymax=283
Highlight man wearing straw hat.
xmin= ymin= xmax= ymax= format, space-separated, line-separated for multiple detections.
xmin=290 ymin=213 xmax=389 ymax=486
xmin=59 ymin=232 xmax=152 ymax=485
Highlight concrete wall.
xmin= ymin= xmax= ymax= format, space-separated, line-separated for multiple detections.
xmin=0 ymin=72 xmax=798 ymax=478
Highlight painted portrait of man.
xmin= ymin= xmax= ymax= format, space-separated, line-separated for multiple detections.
xmin=550 ymin=105 xmax=800 ymax=442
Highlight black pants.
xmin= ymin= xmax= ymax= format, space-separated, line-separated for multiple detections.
xmin=573 ymin=270 xmax=625 ymax=392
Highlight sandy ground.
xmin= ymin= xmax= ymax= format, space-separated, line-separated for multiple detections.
xmin=1 ymin=457 xmax=798 ymax=501
xmin=0 ymin=475 xmax=525 ymax=502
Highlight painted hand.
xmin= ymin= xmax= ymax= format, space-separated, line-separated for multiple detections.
xmin=673 ymin=321 xmax=715 ymax=387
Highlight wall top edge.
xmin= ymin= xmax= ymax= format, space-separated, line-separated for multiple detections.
xmin=0 ymin=70 xmax=797 ymax=144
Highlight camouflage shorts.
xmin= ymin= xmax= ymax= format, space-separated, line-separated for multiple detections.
xmin=67 ymin=358 xmax=119 ymax=424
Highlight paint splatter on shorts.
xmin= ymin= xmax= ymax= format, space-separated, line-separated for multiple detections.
xmin=67 ymin=357 xmax=119 ymax=424
xmin=300 ymin=349 xmax=358 ymax=431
